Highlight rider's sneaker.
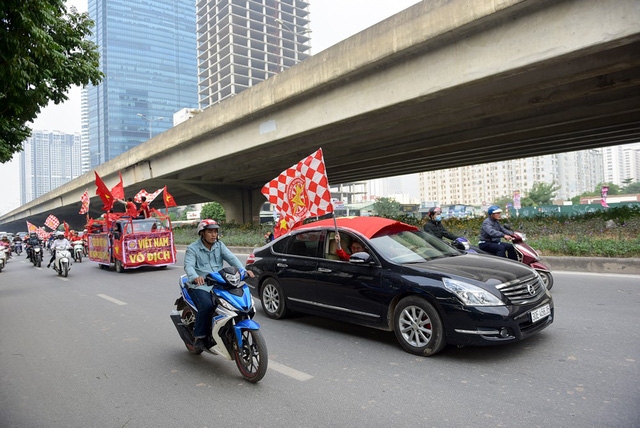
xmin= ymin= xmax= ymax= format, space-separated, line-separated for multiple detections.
xmin=47 ymin=263 xmax=51 ymax=268
xmin=193 ymin=338 xmax=208 ymax=352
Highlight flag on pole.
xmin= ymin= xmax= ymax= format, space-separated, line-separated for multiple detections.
xmin=79 ymin=189 xmax=90 ymax=215
xmin=35 ymin=227 xmax=49 ymax=240
xmin=601 ymin=186 xmax=609 ymax=208
xmin=134 ymin=188 xmax=164 ymax=203
xmin=94 ymin=171 xmax=115 ymax=211
xmin=261 ymin=148 xmax=333 ymax=233
xmin=26 ymin=221 xmax=37 ymax=233
xmin=44 ymin=214 xmax=60 ymax=230
xmin=163 ymin=186 xmax=177 ymax=208
xmin=110 ymin=171 xmax=125 ymax=201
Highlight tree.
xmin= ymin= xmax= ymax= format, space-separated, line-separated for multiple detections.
xmin=526 ymin=181 xmax=560 ymax=206
xmin=0 ymin=1 xmax=104 ymax=163
xmin=373 ymin=197 xmax=401 ymax=218
xmin=200 ymin=202 xmax=226 ymax=222
xmin=622 ymin=181 xmax=640 ymax=194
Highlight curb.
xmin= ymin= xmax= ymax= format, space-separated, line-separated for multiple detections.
xmin=177 ymin=245 xmax=640 ymax=275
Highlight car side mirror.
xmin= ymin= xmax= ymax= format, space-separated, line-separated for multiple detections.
xmin=349 ymin=251 xmax=373 ymax=264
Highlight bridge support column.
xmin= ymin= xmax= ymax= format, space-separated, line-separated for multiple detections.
xmin=215 ymin=187 xmax=264 ymax=226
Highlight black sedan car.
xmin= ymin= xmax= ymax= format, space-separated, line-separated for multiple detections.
xmin=245 ymin=216 xmax=553 ymax=356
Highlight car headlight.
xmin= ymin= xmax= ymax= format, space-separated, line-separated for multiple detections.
xmin=443 ymin=278 xmax=505 ymax=306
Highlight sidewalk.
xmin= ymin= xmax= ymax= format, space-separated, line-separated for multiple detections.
xmin=180 ymin=246 xmax=640 ymax=275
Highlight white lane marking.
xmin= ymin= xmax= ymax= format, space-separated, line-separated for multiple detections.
xmin=268 ymin=360 xmax=313 ymax=381
xmin=97 ymin=294 xmax=128 ymax=306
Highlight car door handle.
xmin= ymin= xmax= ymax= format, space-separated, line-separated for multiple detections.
xmin=276 ymin=263 xmax=288 ymax=268
xmin=318 ymin=268 xmax=332 ymax=273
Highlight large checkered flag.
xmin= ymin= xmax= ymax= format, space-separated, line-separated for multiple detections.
xmin=134 ymin=188 xmax=164 ymax=203
xmin=262 ymin=148 xmax=334 ymax=235
xmin=44 ymin=214 xmax=60 ymax=230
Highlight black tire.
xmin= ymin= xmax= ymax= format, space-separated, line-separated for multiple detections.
xmin=538 ymin=270 xmax=554 ymax=290
xmin=260 ymin=278 xmax=289 ymax=319
xmin=36 ymin=257 xmax=41 ymax=268
xmin=234 ymin=329 xmax=268 ymax=383
xmin=77 ymin=253 xmax=82 ymax=263
xmin=62 ymin=262 xmax=68 ymax=278
xmin=393 ymin=296 xmax=446 ymax=357
xmin=115 ymin=259 xmax=123 ymax=273
xmin=181 ymin=307 xmax=203 ymax=355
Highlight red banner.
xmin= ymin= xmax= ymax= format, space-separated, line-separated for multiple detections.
xmin=118 ymin=230 xmax=175 ymax=268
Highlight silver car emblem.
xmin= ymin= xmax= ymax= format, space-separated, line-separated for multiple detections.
xmin=527 ymin=283 xmax=535 ymax=295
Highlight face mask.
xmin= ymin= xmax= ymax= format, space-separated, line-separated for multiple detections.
xmin=435 ymin=215 xmax=442 ymax=222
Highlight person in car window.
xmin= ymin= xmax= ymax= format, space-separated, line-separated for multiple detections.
xmin=334 ymin=234 xmax=365 ymax=261
xmin=184 ymin=219 xmax=254 ymax=352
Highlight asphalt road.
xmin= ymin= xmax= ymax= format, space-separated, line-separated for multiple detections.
xmin=0 ymin=251 xmax=638 ymax=428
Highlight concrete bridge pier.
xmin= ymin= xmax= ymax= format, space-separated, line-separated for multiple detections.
xmin=175 ymin=183 xmax=264 ymax=225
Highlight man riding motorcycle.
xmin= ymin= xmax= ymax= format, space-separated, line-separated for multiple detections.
xmin=47 ymin=231 xmax=72 ymax=268
xmin=478 ymin=205 xmax=517 ymax=260
xmin=25 ymin=232 xmax=42 ymax=262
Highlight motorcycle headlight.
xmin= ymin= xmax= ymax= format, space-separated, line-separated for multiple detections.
xmin=443 ymin=278 xmax=505 ymax=306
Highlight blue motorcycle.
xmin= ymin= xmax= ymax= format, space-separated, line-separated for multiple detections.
xmin=170 ymin=266 xmax=268 ymax=383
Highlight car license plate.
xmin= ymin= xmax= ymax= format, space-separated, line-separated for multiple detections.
xmin=531 ymin=304 xmax=551 ymax=323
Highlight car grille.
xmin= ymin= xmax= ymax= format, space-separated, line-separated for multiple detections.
xmin=495 ymin=275 xmax=544 ymax=304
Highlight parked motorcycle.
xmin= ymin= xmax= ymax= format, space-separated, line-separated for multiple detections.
xmin=72 ymin=240 xmax=84 ymax=263
xmin=170 ymin=266 xmax=268 ymax=383
xmin=456 ymin=234 xmax=554 ymax=290
xmin=52 ymin=248 xmax=72 ymax=277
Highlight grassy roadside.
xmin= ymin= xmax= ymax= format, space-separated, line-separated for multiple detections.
xmin=173 ymin=206 xmax=640 ymax=258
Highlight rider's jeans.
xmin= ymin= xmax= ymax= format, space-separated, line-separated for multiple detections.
xmin=189 ymin=288 xmax=214 ymax=338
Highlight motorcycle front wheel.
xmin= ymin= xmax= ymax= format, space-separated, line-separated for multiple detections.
xmin=234 ymin=329 xmax=268 ymax=383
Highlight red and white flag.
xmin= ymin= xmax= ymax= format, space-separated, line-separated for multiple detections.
xmin=79 ymin=189 xmax=90 ymax=215
xmin=262 ymin=148 xmax=333 ymax=232
xmin=35 ymin=227 xmax=49 ymax=240
xmin=134 ymin=188 xmax=163 ymax=203
xmin=26 ymin=221 xmax=37 ymax=233
xmin=44 ymin=214 xmax=60 ymax=230
xmin=601 ymin=186 xmax=609 ymax=208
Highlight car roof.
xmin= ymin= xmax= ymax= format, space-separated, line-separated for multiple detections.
xmin=293 ymin=216 xmax=418 ymax=239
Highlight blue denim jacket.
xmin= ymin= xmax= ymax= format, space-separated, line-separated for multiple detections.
xmin=184 ymin=238 xmax=244 ymax=292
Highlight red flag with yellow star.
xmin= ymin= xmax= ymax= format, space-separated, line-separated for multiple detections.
xmin=163 ymin=186 xmax=177 ymax=208
xmin=95 ymin=171 xmax=115 ymax=211
xmin=262 ymin=148 xmax=333 ymax=231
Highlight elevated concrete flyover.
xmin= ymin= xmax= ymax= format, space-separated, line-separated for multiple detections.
xmin=2 ymin=0 xmax=639 ymax=231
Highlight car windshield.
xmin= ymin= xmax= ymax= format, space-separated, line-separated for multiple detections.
xmin=369 ymin=230 xmax=460 ymax=263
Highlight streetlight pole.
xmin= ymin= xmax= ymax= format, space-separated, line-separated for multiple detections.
xmin=274 ymin=18 xmax=311 ymax=68
xmin=137 ymin=113 xmax=164 ymax=140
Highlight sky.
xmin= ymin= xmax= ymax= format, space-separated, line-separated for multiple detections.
xmin=0 ymin=0 xmax=421 ymax=215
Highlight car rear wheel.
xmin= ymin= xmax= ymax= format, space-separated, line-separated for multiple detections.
xmin=393 ymin=296 xmax=446 ymax=356
xmin=260 ymin=278 xmax=289 ymax=319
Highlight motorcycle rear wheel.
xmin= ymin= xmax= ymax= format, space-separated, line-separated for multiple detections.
xmin=234 ymin=329 xmax=268 ymax=383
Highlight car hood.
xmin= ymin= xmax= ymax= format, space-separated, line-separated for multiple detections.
xmin=405 ymin=254 xmax=535 ymax=285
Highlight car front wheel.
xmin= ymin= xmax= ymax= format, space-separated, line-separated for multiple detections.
xmin=393 ymin=296 xmax=446 ymax=356
xmin=260 ymin=278 xmax=289 ymax=319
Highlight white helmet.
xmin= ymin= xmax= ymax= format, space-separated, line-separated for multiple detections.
xmin=197 ymin=219 xmax=220 ymax=234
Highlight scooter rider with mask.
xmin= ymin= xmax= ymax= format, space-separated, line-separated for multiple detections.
xmin=184 ymin=219 xmax=255 ymax=352
xmin=423 ymin=207 xmax=460 ymax=243
xmin=47 ymin=231 xmax=71 ymax=268
xmin=478 ymin=205 xmax=517 ymax=260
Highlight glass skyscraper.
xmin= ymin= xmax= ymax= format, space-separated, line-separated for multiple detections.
xmin=85 ymin=0 xmax=198 ymax=168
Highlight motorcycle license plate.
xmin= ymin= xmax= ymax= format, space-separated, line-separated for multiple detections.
xmin=530 ymin=304 xmax=551 ymax=323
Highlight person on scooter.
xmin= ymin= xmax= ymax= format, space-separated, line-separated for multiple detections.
xmin=47 ymin=231 xmax=71 ymax=268
xmin=478 ymin=205 xmax=517 ymax=260
xmin=25 ymin=232 xmax=41 ymax=261
xmin=184 ymin=219 xmax=255 ymax=352
xmin=423 ymin=207 xmax=461 ymax=247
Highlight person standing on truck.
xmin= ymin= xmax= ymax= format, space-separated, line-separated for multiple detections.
xmin=138 ymin=196 xmax=150 ymax=218
xmin=184 ymin=219 xmax=255 ymax=352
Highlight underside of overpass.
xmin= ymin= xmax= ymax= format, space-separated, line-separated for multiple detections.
xmin=2 ymin=0 xmax=639 ymax=232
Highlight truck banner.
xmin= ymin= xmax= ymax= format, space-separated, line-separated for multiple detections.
xmin=116 ymin=230 xmax=175 ymax=267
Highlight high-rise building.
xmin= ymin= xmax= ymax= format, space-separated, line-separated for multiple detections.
xmin=85 ymin=0 xmax=198 ymax=168
xmin=418 ymin=150 xmax=604 ymax=206
xmin=196 ymin=0 xmax=311 ymax=108
xmin=601 ymin=144 xmax=640 ymax=186
xmin=19 ymin=131 xmax=82 ymax=204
